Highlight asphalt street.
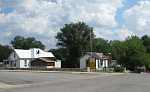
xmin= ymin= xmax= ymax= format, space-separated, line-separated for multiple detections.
xmin=0 ymin=71 xmax=150 ymax=92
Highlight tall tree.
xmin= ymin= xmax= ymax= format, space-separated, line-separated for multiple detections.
xmin=111 ymin=36 xmax=149 ymax=71
xmin=141 ymin=35 xmax=150 ymax=53
xmin=93 ymin=38 xmax=111 ymax=53
xmin=110 ymin=40 xmax=127 ymax=64
xmin=49 ymin=48 xmax=68 ymax=68
xmin=125 ymin=36 xmax=147 ymax=70
xmin=0 ymin=45 xmax=12 ymax=62
xmin=56 ymin=22 xmax=94 ymax=68
xmin=11 ymin=36 xmax=45 ymax=50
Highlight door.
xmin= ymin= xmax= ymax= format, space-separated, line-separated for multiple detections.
xmin=87 ymin=58 xmax=96 ymax=69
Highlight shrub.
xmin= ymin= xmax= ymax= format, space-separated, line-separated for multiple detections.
xmin=114 ymin=66 xmax=124 ymax=72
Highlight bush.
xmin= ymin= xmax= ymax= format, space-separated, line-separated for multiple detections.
xmin=114 ymin=66 xmax=124 ymax=72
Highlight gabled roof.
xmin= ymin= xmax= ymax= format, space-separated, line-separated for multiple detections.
xmin=85 ymin=52 xmax=109 ymax=59
xmin=14 ymin=48 xmax=55 ymax=59
xmin=15 ymin=49 xmax=31 ymax=58
xmin=36 ymin=49 xmax=55 ymax=58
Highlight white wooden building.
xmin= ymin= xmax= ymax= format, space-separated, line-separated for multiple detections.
xmin=80 ymin=52 xmax=111 ymax=70
xmin=7 ymin=48 xmax=61 ymax=68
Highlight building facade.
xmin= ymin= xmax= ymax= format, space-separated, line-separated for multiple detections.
xmin=80 ymin=52 xmax=111 ymax=70
xmin=7 ymin=48 xmax=61 ymax=68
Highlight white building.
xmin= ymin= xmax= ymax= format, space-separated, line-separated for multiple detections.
xmin=7 ymin=48 xmax=61 ymax=68
xmin=80 ymin=52 xmax=111 ymax=70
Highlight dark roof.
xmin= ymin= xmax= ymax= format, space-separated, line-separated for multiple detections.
xmin=32 ymin=57 xmax=55 ymax=62
xmin=85 ymin=52 xmax=109 ymax=59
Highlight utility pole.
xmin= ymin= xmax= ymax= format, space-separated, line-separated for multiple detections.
xmin=90 ymin=30 xmax=93 ymax=56
xmin=88 ymin=30 xmax=93 ymax=72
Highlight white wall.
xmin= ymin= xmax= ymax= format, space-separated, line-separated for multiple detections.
xmin=19 ymin=60 xmax=24 ymax=68
xmin=16 ymin=60 xmax=20 ymax=68
xmin=8 ymin=52 xmax=19 ymax=67
xmin=80 ymin=55 xmax=109 ymax=70
xmin=31 ymin=48 xmax=40 ymax=58
xmin=96 ymin=59 xmax=104 ymax=70
xmin=26 ymin=60 xmax=30 ymax=68
xmin=80 ymin=55 xmax=89 ymax=69
xmin=19 ymin=59 xmax=30 ymax=68
xmin=105 ymin=60 xmax=108 ymax=67
xmin=102 ymin=60 xmax=109 ymax=68
xmin=8 ymin=53 xmax=16 ymax=61
xmin=96 ymin=59 xmax=99 ymax=69
xmin=55 ymin=60 xmax=61 ymax=68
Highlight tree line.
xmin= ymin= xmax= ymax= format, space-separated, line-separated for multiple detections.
xmin=0 ymin=36 xmax=45 ymax=62
xmin=0 ymin=22 xmax=150 ymax=71
xmin=53 ymin=22 xmax=150 ymax=71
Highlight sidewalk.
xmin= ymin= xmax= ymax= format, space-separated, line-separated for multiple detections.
xmin=0 ymin=69 xmax=125 ymax=75
xmin=0 ymin=83 xmax=17 ymax=89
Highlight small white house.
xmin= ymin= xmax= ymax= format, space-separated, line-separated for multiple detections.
xmin=80 ymin=52 xmax=111 ymax=70
xmin=7 ymin=48 xmax=61 ymax=68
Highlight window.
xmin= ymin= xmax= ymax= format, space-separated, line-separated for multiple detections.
xmin=97 ymin=60 xmax=100 ymax=68
xmin=100 ymin=60 xmax=103 ymax=66
xmin=97 ymin=60 xmax=103 ymax=68
xmin=24 ymin=60 xmax=27 ymax=67
xmin=14 ymin=53 xmax=15 ymax=58
xmin=47 ymin=62 xmax=55 ymax=66
xmin=36 ymin=50 xmax=40 ymax=54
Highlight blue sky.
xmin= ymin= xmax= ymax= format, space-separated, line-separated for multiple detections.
xmin=0 ymin=0 xmax=150 ymax=49
xmin=116 ymin=0 xmax=138 ymax=25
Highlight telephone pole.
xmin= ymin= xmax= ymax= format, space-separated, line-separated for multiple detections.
xmin=90 ymin=30 xmax=93 ymax=56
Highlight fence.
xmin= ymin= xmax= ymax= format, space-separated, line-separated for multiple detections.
xmin=0 ymin=66 xmax=119 ymax=72
xmin=0 ymin=67 xmax=87 ymax=72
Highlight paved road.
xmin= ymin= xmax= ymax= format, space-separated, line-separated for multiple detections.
xmin=0 ymin=72 xmax=150 ymax=92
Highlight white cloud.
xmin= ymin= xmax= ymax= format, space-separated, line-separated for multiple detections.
xmin=115 ymin=27 xmax=134 ymax=40
xmin=95 ymin=27 xmax=134 ymax=41
xmin=124 ymin=0 xmax=150 ymax=37
xmin=0 ymin=0 xmax=123 ymax=48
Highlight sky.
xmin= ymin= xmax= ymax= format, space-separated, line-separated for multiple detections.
xmin=0 ymin=0 xmax=150 ymax=49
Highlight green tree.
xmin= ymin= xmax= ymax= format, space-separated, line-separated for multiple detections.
xmin=142 ymin=53 xmax=150 ymax=70
xmin=111 ymin=36 xmax=149 ymax=71
xmin=56 ymin=22 xmax=94 ymax=68
xmin=11 ymin=36 xmax=45 ymax=50
xmin=125 ymin=36 xmax=147 ymax=70
xmin=93 ymin=38 xmax=111 ymax=53
xmin=141 ymin=35 xmax=150 ymax=53
xmin=110 ymin=40 xmax=127 ymax=64
xmin=49 ymin=48 xmax=68 ymax=68
xmin=0 ymin=45 xmax=12 ymax=62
